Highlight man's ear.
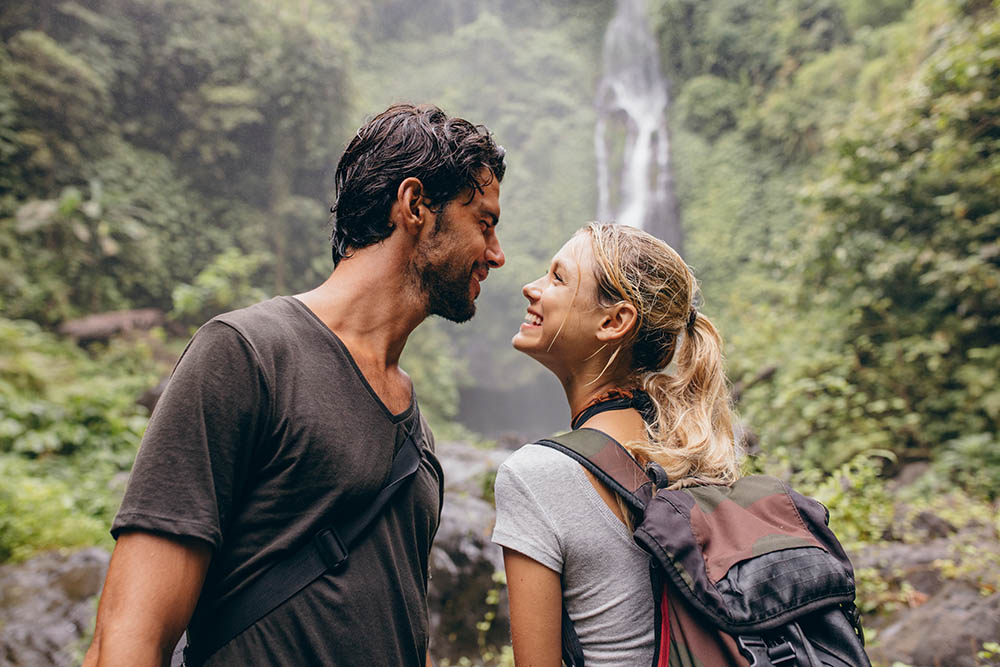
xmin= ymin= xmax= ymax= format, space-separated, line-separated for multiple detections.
xmin=392 ymin=177 xmax=430 ymax=237
xmin=596 ymin=302 xmax=638 ymax=344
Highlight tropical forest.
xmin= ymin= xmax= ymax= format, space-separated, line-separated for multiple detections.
xmin=0 ymin=0 xmax=997 ymax=664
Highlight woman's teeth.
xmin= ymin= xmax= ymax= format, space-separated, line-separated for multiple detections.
xmin=524 ymin=312 xmax=542 ymax=326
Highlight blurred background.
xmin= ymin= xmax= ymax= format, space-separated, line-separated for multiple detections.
xmin=0 ymin=0 xmax=997 ymax=665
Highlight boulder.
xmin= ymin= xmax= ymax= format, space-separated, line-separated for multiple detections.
xmin=0 ymin=548 xmax=109 ymax=667
xmin=867 ymin=581 xmax=1000 ymax=667
xmin=854 ymin=514 xmax=1000 ymax=667
xmin=429 ymin=441 xmax=511 ymax=664
xmin=57 ymin=308 xmax=165 ymax=345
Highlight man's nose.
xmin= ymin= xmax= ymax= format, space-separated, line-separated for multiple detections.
xmin=486 ymin=235 xmax=505 ymax=268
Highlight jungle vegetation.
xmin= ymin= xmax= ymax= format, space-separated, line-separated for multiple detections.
xmin=0 ymin=0 xmax=997 ymax=653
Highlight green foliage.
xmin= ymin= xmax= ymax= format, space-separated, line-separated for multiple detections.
xmin=791 ymin=451 xmax=896 ymax=549
xmin=842 ymin=0 xmax=913 ymax=30
xmin=797 ymin=1 xmax=1000 ymax=464
xmin=0 ymin=141 xmax=230 ymax=323
xmin=1 ymin=0 xmax=354 ymax=319
xmin=669 ymin=0 xmax=1000 ymax=487
xmin=741 ymin=44 xmax=866 ymax=162
xmin=651 ymin=0 xmax=850 ymax=89
xmin=1 ymin=29 xmax=111 ymax=183
xmin=170 ymin=248 xmax=270 ymax=328
xmin=401 ymin=318 xmax=470 ymax=437
xmin=0 ymin=317 xmax=159 ymax=561
xmin=0 ymin=455 xmax=111 ymax=562
xmin=674 ymin=75 xmax=746 ymax=141
xmin=927 ymin=432 xmax=1000 ymax=501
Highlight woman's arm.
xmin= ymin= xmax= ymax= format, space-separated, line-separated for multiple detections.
xmin=502 ymin=547 xmax=563 ymax=667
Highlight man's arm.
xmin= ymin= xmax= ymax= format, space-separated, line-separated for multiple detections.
xmin=84 ymin=531 xmax=212 ymax=667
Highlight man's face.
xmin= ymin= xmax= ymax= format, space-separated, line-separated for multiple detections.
xmin=412 ymin=172 xmax=503 ymax=323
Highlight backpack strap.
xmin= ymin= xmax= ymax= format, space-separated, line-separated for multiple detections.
xmin=536 ymin=429 xmax=656 ymax=667
xmin=536 ymin=428 xmax=653 ymax=513
xmin=184 ymin=419 xmax=425 ymax=664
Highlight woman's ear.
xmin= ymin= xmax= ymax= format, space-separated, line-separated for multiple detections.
xmin=391 ymin=177 xmax=429 ymax=236
xmin=596 ymin=302 xmax=638 ymax=343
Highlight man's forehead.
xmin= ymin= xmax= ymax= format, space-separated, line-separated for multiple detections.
xmin=464 ymin=177 xmax=500 ymax=214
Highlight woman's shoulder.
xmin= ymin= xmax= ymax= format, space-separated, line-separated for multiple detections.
xmin=498 ymin=441 xmax=585 ymax=485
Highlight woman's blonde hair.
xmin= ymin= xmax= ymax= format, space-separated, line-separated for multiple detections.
xmin=583 ymin=222 xmax=740 ymax=488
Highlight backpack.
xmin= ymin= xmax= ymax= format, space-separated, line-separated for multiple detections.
xmin=537 ymin=428 xmax=871 ymax=667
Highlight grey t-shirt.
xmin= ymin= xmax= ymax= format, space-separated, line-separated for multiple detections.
xmin=492 ymin=444 xmax=655 ymax=666
xmin=112 ymin=296 xmax=443 ymax=665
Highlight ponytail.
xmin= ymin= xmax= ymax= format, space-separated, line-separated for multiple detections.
xmin=584 ymin=222 xmax=741 ymax=488
xmin=632 ymin=312 xmax=740 ymax=488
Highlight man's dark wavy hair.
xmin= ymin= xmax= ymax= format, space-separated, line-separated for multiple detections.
xmin=330 ymin=104 xmax=506 ymax=265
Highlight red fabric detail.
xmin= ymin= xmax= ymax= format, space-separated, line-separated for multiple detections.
xmin=658 ymin=587 xmax=671 ymax=666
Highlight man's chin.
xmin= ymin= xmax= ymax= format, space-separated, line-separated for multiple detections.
xmin=432 ymin=300 xmax=475 ymax=324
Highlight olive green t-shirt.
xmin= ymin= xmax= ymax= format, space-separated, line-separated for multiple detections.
xmin=112 ymin=296 xmax=443 ymax=665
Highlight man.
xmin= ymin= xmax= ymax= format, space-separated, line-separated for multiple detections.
xmin=83 ymin=104 xmax=506 ymax=666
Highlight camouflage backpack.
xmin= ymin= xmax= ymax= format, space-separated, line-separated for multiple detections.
xmin=537 ymin=429 xmax=871 ymax=667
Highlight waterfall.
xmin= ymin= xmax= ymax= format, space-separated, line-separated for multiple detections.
xmin=595 ymin=0 xmax=681 ymax=250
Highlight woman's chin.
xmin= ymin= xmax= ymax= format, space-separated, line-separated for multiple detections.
xmin=511 ymin=330 xmax=541 ymax=355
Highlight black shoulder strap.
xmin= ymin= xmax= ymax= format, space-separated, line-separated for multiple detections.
xmin=184 ymin=421 xmax=424 ymax=664
xmin=537 ymin=428 xmax=651 ymax=514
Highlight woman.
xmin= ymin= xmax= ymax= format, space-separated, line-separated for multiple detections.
xmin=492 ymin=222 xmax=740 ymax=665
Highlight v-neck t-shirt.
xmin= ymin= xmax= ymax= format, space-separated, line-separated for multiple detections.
xmin=112 ymin=296 xmax=443 ymax=665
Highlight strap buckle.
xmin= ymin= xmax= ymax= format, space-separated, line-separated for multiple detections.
xmin=737 ymin=635 xmax=798 ymax=667
xmin=645 ymin=461 xmax=670 ymax=489
xmin=769 ymin=640 xmax=798 ymax=665
xmin=314 ymin=528 xmax=349 ymax=570
xmin=737 ymin=635 xmax=767 ymax=667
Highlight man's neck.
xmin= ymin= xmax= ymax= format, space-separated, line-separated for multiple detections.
xmin=295 ymin=251 xmax=426 ymax=372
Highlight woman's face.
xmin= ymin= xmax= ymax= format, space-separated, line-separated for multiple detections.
xmin=512 ymin=234 xmax=605 ymax=369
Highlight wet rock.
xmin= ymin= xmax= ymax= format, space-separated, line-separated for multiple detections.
xmin=889 ymin=461 xmax=931 ymax=490
xmin=910 ymin=510 xmax=957 ymax=539
xmin=854 ymin=518 xmax=1000 ymax=667
xmin=867 ymin=581 xmax=1000 ymax=667
xmin=57 ymin=308 xmax=164 ymax=345
xmin=0 ymin=548 xmax=109 ymax=667
xmin=429 ymin=441 xmax=510 ymax=664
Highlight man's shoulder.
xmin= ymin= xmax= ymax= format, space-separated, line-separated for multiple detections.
xmin=207 ymin=296 xmax=321 ymax=349
xmin=211 ymin=296 xmax=295 ymax=333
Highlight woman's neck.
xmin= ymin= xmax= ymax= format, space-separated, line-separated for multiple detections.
xmin=562 ymin=376 xmax=624 ymax=420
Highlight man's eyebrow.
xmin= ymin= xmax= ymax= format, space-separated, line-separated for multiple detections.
xmin=478 ymin=205 xmax=499 ymax=227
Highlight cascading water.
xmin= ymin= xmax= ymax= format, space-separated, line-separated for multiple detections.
xmin=595 ymin=0 xmax=681 ymax=250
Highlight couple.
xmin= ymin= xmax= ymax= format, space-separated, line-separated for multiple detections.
xmin=84 ymin=104 xmax=737 ymax=666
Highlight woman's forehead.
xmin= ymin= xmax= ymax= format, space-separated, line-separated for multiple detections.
xmin=554 ymin=234 xmax=593 ymax=268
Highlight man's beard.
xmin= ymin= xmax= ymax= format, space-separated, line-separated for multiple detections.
xmin=412 ymin=211 xmax=477 ymax=323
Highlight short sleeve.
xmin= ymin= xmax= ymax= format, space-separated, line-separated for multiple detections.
xmin=111 ymin=320 xmax=270 ymax=549
xmin=491 ymin=455 xmax=564 ymax=574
